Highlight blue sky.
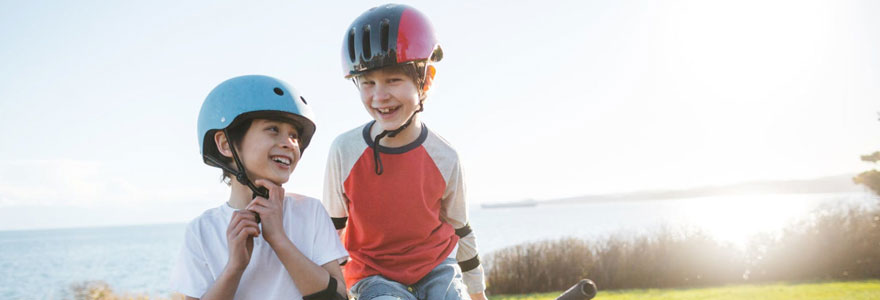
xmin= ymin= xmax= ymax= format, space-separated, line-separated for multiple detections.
xmin=1 ymin=0 xmax=878 ymax=230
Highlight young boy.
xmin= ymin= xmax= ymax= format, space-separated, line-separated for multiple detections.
xmin=323 ymin=4 xmax=487 ymax=300
xmin=172 ymin=75 xmax=348 ymax=300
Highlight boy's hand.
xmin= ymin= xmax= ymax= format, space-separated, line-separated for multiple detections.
xmin=470 ymin=292 xmax=488 ymax=300
xmin=248 ymin=179 xmax=287 ymax=245
xmin=226 ymin=210 xmax=260 ymax=273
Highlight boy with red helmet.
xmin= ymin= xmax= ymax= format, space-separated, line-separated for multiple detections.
xmin=323 ymin=4 xmax=487 ymax=300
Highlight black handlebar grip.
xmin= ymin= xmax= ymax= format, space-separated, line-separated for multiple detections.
xmin=555 ymin=279 xmax=597 ymax=300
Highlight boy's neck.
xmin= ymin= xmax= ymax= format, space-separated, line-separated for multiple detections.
xmin=371 ymin=117 xmax=423 ymax=148
xmin=227 ymin=180 xmax=254 ymax=210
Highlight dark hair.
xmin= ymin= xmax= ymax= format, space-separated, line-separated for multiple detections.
xmin=217 ymin=119 xmax=254 ymax=185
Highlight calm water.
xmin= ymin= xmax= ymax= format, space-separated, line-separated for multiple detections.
xmin=0 ymin=192 xmax=874 ymax=299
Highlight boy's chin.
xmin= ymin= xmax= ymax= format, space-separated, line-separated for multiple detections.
xmin=376 ymin=120 xmax=406 ymax=131
xmin=254 ymin=174 xmax=290 ymax=186
xmin=270 ymin=176 xmax=290 ymax=185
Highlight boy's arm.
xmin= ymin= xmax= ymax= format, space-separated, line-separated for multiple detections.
xmin=323 ymin=139 xmax=350 ymax=236
xmin=441 ymin=159 xmax=487 ymax=296
xmin=456 ymin=224 xmax=487 ymax=299
xmin=196 ymin=266 xmax=247 ymax=300
xmin=249 ymin=180 xmax=348 ymax=298
xmin=199 ymin=211 xmax=261 ymax=300
xmin=268 ymin=237 xmax=347 ymax=296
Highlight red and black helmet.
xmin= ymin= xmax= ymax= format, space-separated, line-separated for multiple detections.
xmin=341 ymin=3 xmax=443 ymax=78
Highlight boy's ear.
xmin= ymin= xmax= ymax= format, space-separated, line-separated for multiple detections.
xmin=422 ymin=65 xmax=436 ymax=93
xmin=214 ymin=131 xmax=233 ymax=158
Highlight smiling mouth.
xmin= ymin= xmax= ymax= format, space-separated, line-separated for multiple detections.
xmin=376 ymin=106 xmax=400 ymax=115
xmin=271 ymin=155 xmax=291 ymax=166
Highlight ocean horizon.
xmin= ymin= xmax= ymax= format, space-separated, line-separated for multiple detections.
xmin=1 ymin=192 xmax=875 ymax=299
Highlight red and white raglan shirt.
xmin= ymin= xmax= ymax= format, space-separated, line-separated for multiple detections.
xmin=323 ymin=121 xmax=485 ymax=293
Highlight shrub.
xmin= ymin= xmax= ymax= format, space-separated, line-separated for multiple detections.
xmin=485 ymin=204 xmax=880 ymax=295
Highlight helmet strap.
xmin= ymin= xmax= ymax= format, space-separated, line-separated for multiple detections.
xmin=220 ymin=128 xmax=269 ymax=222
xmin=372 ymin=100 xmax=424 ymax=175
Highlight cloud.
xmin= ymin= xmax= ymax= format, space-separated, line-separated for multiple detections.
xmin=0 ymin=160 xmax=101 ymax=206
xmin=0 ymin=159 xmax=221 ymax=208
xmin=0 ymin=159 xmax=230 ymax=229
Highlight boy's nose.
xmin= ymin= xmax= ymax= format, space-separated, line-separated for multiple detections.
xmin=279 ymin=136 xmax=299 ymax=149
xmin=373 ymin=85 xmax=392 ymax=101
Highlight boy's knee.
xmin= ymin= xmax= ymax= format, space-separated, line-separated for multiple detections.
xmin=368 ymin=296 xmax=405 ymax=300
xmin=350 ymin=276 xmax=415 ymax=300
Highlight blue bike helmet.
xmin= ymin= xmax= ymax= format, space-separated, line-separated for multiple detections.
xmin=197 ymin=75 xmax=316 ymax=199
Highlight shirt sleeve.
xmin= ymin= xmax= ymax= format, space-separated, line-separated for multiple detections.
xmin=322 ymin=137 xmax=350 ymax=229
xmin=170 ymin=222 xmax=213 ymax=298
xmin=310 ymin=198 xmax=350 ymax=266
xmin=440 ymin=158 xmax=486 ymax=294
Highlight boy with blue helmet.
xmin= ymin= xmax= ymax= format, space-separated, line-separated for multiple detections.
xmin=172 ymin=75 xmax=348 ymax=300
xmin=323 ymin=4 xmax=487 ymax=300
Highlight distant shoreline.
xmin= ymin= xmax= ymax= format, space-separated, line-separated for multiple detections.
xmin=480 ymin=174 xmax=870 ymax=207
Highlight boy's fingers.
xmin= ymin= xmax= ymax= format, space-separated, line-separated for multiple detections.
xmin=231 ymin=210 xmax=256 ymax=222
xmin=248 ymin=197 xmax=279 ymax=210
xmin=237 ymin=210 xmax=257 ymax=221
xmin=247 ymin=197 xmax=267 ymax=209
xmin=232 ymin=214 xmax=258 ymax=231
xmin=253 ymin=179 xmax=285 ymax=199
xmin=234 ymin=228 xmax=255 ymax=244
xmin=252 ymin=179 xmax=279 ymax=192
xmin=232 ymin=220 xmax=248 ymax=238
xmin=247 ymin=205 xmax=270 ymax=217
xmin=243 ymin=227 xmax=260 ymax=238
xmin=231 ymin=210 xmax=257 ymax=226
xmin=254 ymin=179 xmax=284 ymax=205
xmin=233 ymin=220 xmax=260 ymax=239
xmin=228 ymin=212 xmax=245 ymax=234
xmin=241 ymin=219 xmax=259 ymax=229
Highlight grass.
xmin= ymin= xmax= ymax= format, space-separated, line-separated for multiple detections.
xmin=488 ymin=280 xmax=880 ymax=300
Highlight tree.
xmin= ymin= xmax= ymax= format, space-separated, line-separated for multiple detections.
xmin=853 ymin=114 xmax=880 ymax=197
xmin=853 ymin=151 xmax=880 ymax=197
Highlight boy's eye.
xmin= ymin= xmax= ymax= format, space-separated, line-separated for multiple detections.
xmin=267 ymin=126 xmax=279 ymax=132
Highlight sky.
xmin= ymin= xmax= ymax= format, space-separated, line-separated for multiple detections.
xmin=1 ymin=0 xmax=878 ymax=230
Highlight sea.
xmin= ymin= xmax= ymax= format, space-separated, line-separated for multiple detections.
xmin=0 ymin=192 xmax=875 ymax=299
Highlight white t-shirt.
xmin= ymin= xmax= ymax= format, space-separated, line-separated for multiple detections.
xmin=171 ymin=193 xmax=348 ymax=299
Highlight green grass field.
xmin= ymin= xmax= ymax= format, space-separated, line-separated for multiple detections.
xmin=489 ymin=280 xmax=880 ymax=300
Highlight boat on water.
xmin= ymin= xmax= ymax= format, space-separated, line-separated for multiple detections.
xmin=480 ymin=198 xmax=538 ymax=209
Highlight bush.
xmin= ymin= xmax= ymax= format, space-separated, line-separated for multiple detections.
xmin=69 ymin=281 xmax=183 ymax=300
xmin=485 ymin=204 xmax=880 ymax=295
xmin=485 ymin=228 xmax=743 ymax=294
xmin=746 ymin=206 xmax=880 ymax=282
xmin=486 ymin=237 xmax=593 ymax=294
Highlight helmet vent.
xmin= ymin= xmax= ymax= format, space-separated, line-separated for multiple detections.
xmin=273 ymin=88 xmax=284 ymax=96
xmin=348 ymin=28 xmax=356 ymax=62
xmin=380 ymin=19 xmax=390 ymax=53
xmin=362 ymin=25 xmax=372 ymax=60
xmin=300 ymin=96 xmax=308 ymax=105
